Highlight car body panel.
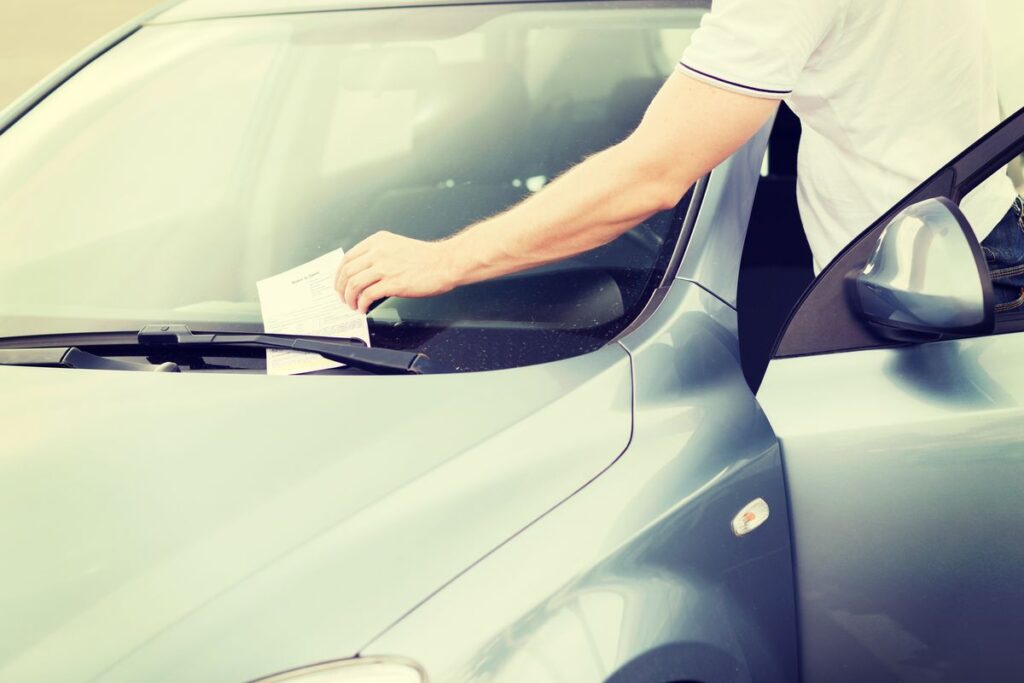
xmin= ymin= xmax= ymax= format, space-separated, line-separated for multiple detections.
xmin=758 ymin=333 xmax=1024 ymax=682
xmin=0 ymin=347 xmax=631 ymax=683
xmin=756 ymin=91 xmax=1024 ymax=683
xmin=365 ymin=280 xmax=799 ymax=683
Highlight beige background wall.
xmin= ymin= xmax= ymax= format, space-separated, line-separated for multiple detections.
xmin=0 ymin=0 xmax=1021 ymax=111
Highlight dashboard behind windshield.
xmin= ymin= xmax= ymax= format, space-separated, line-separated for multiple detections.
xmin=0 ymin=2 xmax=704 ymax=371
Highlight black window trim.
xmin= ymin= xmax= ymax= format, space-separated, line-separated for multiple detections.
xmin=612 ymin=175 xmax=709 ymax=341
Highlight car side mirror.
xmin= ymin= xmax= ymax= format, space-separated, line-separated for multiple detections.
xmin=848 ymin=197 xmax=994 ymax=342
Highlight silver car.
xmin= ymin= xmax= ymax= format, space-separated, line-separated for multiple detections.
xmin=1 ymin=1 xmax=1023 ymax=682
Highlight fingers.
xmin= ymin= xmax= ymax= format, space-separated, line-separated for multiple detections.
xmin=335 ymin=231 xmax=392 ymax=296
xmin=357 ymin=281 xmax=390 ymax=314
xmin=343 ymin=268 xmax=383 ymax=311
xmin=344 ymin=235 xmax=378 ymax=262
xmin=335 ymin=252 xmax=372 ymax=295
xmin=348 ymin=231 xmax=391 ymax=260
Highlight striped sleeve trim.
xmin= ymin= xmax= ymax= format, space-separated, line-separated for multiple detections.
xmin=678 ymin=61 xmax=793 ymax=97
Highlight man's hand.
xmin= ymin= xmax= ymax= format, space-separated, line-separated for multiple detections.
xmin=336 ymin=231 xmax=458 ymax=313
xmin=333 ymin=73 xmax=778 ymax=313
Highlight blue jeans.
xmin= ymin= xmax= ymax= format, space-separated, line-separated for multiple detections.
xmin=981 ymin=196 xmax=1024 ymax=314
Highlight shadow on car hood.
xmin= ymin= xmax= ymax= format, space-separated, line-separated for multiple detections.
xmin=0 ymin=345 xmax=632 ymax=683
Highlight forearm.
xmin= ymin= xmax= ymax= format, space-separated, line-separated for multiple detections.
xmin=444 ymin=142 xmax=688 ymax=286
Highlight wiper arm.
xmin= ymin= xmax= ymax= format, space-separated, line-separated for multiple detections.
xmin=138 ymin=324 xmax=440 ymax=375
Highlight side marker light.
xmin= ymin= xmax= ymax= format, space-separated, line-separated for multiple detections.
xmin=731 ymin=498 xmax=770 ymax=537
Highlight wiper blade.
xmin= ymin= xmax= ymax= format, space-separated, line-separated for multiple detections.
xmin=138 ymin=324 xmax=439 ymax=375
xmin=0 ymin=347 xmax=180 ymax=372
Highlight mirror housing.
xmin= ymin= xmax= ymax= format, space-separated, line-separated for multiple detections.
xmin=848 ymin=197 xmax=994 ymax=342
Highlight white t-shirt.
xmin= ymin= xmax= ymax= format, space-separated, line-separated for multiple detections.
xmin=679 ymin=0 xmax=1018 ymax=272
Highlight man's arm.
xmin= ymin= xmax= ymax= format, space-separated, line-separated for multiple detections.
xmin=336 ymin=71 xmax=779 ymax=313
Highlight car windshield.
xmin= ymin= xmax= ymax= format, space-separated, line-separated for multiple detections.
xmin=0 ymin=1 xmax=704 ymax=371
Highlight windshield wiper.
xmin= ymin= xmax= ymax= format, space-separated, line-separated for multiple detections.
xmin=137 ymin=324 xmax=440 ymax=375
xmin=0 ymin=347 xmax=181 ymax=372
xmin=0 ymin=325 xmax=441 ymax=375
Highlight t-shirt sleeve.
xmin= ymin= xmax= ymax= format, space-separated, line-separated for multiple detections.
xmin=679 ymin=0 xmax=843 ymax=99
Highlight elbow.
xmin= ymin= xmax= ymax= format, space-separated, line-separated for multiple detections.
xmin=652 ymin=180 xmax=691 ymax=213
xmin=613 ymin=139 xmax=694 ymax=215
xmin=645 ymin=150 xmax=696 ymax=213
xmin=643 ymin=172 xmax=692 ymax=215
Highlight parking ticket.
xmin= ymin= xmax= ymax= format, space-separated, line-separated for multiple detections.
xmin=256 ymin=248 xmax=371 ymax=376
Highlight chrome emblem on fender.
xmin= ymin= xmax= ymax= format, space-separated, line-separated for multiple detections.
xmin=731 ymin=498 xmax=770 ymax=537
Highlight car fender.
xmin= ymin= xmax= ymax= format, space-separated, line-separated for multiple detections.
xmin=363 ymin=281 xmax=798 ymax=683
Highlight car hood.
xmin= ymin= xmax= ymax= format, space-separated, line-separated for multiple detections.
xmin=0 ymin=346 xmax=632 ymax=683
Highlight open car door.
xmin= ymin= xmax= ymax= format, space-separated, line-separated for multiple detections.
xmin=757 ymin=108 xmax=1024 ymax=682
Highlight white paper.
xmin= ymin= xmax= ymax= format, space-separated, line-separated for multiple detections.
xmin=256 ymin=248 xmax=370 ymax=376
